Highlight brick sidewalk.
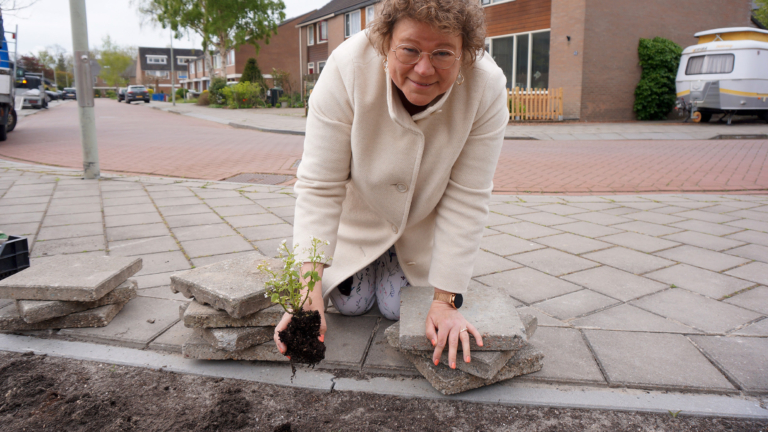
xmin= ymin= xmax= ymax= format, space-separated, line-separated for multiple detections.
xmin=0 ymin=161 xmax=767 ymax=399
xmin=1 ymin=100 xmax=767 ymax=194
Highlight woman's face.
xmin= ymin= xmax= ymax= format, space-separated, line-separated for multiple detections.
xmin=387 ymin=18 xmax=463 ymax=107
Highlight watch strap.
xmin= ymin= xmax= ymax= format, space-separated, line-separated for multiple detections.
xmin=433 ymin=292 xmax=455 ymax=308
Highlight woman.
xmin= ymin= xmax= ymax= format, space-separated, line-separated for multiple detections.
xmin=275 ymin=0 xmax=509 ymax=369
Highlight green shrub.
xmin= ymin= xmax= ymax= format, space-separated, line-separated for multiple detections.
xmin=106 ymin=90 xmax=116 ymax=99
xmin=633 ymin=37 xmax=683 ymax=120
xmin=208 ymin=77 xmax=228 ymax=104
xmin=176 ymin=88 xmax=188 ymax=99
xmin=196 ymin=90 xmax=210 ymax=106
xmin=222 ymin=81 xmax=262 ymax=109
xmin=241 ymin=58 xmax=264 ymax=84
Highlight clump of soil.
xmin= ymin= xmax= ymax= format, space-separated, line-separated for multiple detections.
xmin=278 ymin=310 xmax=325 ymax=373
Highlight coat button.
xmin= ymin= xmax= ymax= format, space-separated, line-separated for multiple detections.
xmin=396 ymin=183 xmax=408 ymax=193
xmin=391 ymin=224 xmax=398 ymax=234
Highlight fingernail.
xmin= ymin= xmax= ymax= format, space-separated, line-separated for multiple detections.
xmin=466 ymin=356 xmax=471 ymax=363
xmin=319 ymin=335 xmax=325 ymax=342
xmin=450 ymin=362 xmax=456 ymax=369
xmin=434 ymin=359 xmax=439 ymax=366
xmin=431 ymin=339 xmax=436 ymax=346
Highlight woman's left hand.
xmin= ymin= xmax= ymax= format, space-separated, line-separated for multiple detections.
xmin=425 ymin=290 xmax=483 ymax=369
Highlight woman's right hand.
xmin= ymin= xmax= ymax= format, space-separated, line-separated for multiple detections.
xmin=274 ymin=263 xmax=327 ymax=356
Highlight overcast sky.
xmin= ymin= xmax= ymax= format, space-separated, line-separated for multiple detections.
xmin=3 ymin=0 xmax=319 ymax=56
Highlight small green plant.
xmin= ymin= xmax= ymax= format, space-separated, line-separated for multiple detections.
xmin=633 ymin=37 xmax=683 ymax=120
xmin=175 ymin=88 xmax=188 ymax=99
xmin=222 ymin=81 xmax=262 ymax=109
xmin=668 ymin=410 xmax=681 ymax=418
xmin=259 ymin=237 xmax=329 ymax=314
xmin=208 ymin=77 xmax=228 ymax=104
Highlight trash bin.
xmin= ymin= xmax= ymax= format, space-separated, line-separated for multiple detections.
xmin=269 ymin=88 xmax=283 ymax=107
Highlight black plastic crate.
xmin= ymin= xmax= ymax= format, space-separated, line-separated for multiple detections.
xmin=0 ymin=235 xmax=30 ymax=281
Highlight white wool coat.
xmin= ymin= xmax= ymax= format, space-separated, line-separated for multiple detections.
xmin=292 ymin=31 xmax=509 ymax=300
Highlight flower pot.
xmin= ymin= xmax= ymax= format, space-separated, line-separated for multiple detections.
xmin=281 ymin=101 xmax=288 ymax=108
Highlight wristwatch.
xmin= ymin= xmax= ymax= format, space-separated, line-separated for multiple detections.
xmin=433 ymin=291 xmax=463 ymax=309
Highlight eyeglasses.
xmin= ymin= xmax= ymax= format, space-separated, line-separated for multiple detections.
xmin=391 ymin=44 xmax=461 ymax=70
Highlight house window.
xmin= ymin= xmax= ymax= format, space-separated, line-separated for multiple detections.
xmin=319 ymin=20 xmax=328 ymax=42
xmin=481 ymin=0 xmax=515 ymax=5
xmin=308 ymin=62 xmax=315 ymax=75
xmin=146 ymin=56 xmax=167 ymax=64
xmin=308 ymin=24 xmax=315 ymax=46
xmin=145 ymin=70 xmax=169 ymax=79
xmin=318 ymin=61 xmax=326 ymax=74
xmin=227 ymin=50 xmax=235 ymax=66
xmin=489 ymin=30 xmax=550 ymax=90
xmin=190 ymin=62 xmax=195 ymax=75
xmin=345 ymin=10 xmax=361 ymax=38
xmin=196 ymin=59 xmax=202 ymax=73
xmin=177 ymin=71 xmax=186 ymax=79
xmin=366 ymin=6 xmax=374 ymax=25
xmin=213 ymin=54 xmax=221 ymax=69
xmin=177 ymin=57 xmax=189 ymax=66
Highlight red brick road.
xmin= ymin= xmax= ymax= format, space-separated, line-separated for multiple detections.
xmin=1 ymin=100 xmax=766 ymax=194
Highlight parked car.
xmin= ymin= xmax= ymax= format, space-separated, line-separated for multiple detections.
xmin=117 ymin=87 xmax=127 ymax=102
xmin=125 ymin=85 xmax=150 ymax=104
xmin=16 ymin=75 xmax=46 ymax=109
xmin=45 ymin=90 xmax=58 ymax=101
xmin=62 ymin=87 xmax=76 ymax=100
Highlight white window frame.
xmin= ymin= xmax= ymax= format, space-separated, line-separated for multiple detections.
xmin=481 ymin=0 xmax=516 ymax=6
xmin=145 ymin=70 xmax=169 ymax=79
xmin=146 ymin=55 xmax=167 ymax=65
xmin=190 ymin=62 xmax=195 ymax=75
xmin=213 ymin=54 xmax=222 ymax=69
xmin=308 ymin=62 xmax=315 ymax=75
xmin=196 ymin=59 xmax=203 ymax=73
xmin=318 ymin=20 xmax=328 ymax=43
xmin=366 ymin=5 xmax=375 ymax=25
xmin=307 ymin=24 xmax=315 ymax=46
xmin=345 ymin=10 xmax=361 ymax=38
xmin=177 ymin=57 xmax=191 ymax=66
xmin=487 ymin=28 xmax=550 ymax=90
xmin=318 ymin=61 xmax=327 ymax=74
xmin=227 ymin=50 xmax=235 ymax=66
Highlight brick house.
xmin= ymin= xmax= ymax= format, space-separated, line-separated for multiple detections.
xmin=136 ymin=47 xmax=201 ymax=94
xmin=181 ymin=12 xmax=314 ymax=94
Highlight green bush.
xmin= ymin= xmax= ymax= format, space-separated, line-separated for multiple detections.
xmin=208 ymin=77 xmax=228 ymax=104
xmin=106 ymin=90 xmax=116 ymax=99
xmin=196 ymin=90 xmax=210 ymax=106
xmin=176 ymin=88 xmax=188 ymax=99
xmin=633 ymin=37 xmax=683 ymax=120
xmin=222 ymin=81 xmax=262 ymax=109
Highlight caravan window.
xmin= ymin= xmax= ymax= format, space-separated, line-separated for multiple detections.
xmin=685 ymin=54 xmax=735 ymax=75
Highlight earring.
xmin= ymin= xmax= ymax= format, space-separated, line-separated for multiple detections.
xmin=383 ymin=59 xmax=388 ymax=72
xmin=456 ymin=69 xmax=465 ymax=86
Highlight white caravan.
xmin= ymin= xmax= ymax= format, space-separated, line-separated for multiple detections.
xmin=675 ymin=27 xmax=768 ymax=124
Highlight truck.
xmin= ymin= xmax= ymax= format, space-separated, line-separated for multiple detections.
xmin=0 ymin=9 xmax=17 ymax=141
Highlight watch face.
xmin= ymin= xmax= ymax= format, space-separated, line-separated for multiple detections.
xmin=453 ymin=293 xmax=463 ymax=309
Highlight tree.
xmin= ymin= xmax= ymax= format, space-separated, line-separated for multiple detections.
xmin=18 ymin=54 xmax=44 ymax=73
xmin=37 ymin=49 xmax=57 ymax=82
xmin=97 ymin=36 xmax=134 ymax=88
xmin=756 ymin=0 xmax=768 ymax=28
xmin=240 ymin=58 xmax=262 ymax=83
xmin=0 ymin=0 xmax=40 ymax=14
xmin=135 ymin=0 xmax=286 ymax=80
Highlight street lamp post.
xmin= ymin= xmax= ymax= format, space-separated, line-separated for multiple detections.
xmin=68 ymin=0 xmax=99 ymax=179
xmin=170 ymin=31 xmax=175 ymax=106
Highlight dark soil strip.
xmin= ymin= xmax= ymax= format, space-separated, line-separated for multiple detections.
xmin=0 ymin=351 xmax=765 ymax=432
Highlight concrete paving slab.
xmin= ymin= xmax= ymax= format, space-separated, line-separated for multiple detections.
xmin=522 ymin=327 xmax=604 ymax=384
xmin=516 ymin=306 xmax=571 ymax=327
xmin=238 ymin=224 xmax=294 ymax=242
xmin=531 ymin=204 xmax=590 ymax=216
xmin=624 ymin=211 xmax=687 ymax=225
xmin=602 ymin=207 xmax=648 ymax=216
xmin=555 ymin=221 xmax=623 ymax=238
xmin=223 ymin=213 xmax=285 ymax=228
xmin=148 ymin=189 xmax=196 ymax=199
xmin=404 ymin=344 xmax=543 ymax=395
xmin=562 ymin=266 xmax=668 ymax=301
xmin=732 ymin=318 xmax=768 ymax=336
xmin=148 ymin=320 xmax=194 ymax=353
xmin=170 ymin=254 xmax=280 ymax=318
xmin=129 ymin=271 xmax=174 ymax=289
xmin=203 ymin=197 xmax=254 ymax=207
xmin=612 ymin=221 xmax=683 ymax=236
xmin=471 ymin=250 xmax=521 ymax=277
xmin=105 ymin=212 xmax=163 ymax=228
xmin=1 ymin=203 xmax=48 ymax=214
xmin=36 ymin=223 xmax=103 ymax=241
xmin=137 ymin=286 xmax=190 ymax=301
xmin=164 ymin=212 xmax=223 ymax=228
xmin=729 ymin=209 xmax=768 ymax=223
xmin=109 ymin=236 xmax=180 ymax=256
xmin=0 ymin=222 xmax=40 ymax=236
xmin=179 ymin=235 xmax=255 ymax=258
xmin=532 ymin=233 xmax=612 ymax=254
xmin=172 ymin=223 xmax=239 ymax=242
xmin=213 ymin=204 xmax=268 ymax=217
xmin=17 ymin=279 xmax=137 ymax=323
xmin=134 ymin=251 xmax=190 ymax=276
xmin=485 ymin=214 xmax=521 ymax=228
xmin=50 ymin=196 xmax=100 ymax=206
xmin=490 ymin=204 xmax=540 ymax=216
xmin=690 ymin=336 xmax=768 ymax=395
xmin=0 ymin=196 xmax=50 ymax=205
xmin=644 ymin=264 xmax=754 ymax=299
xmin=182 ymin=329 xmax=288 ymax=361
xmin=363 ymin=321 xmax=418 ymax=374
xmin=183 ymin=300 xmax=284 ymax=328
xmin=192 ymin=189 xmax=242 ymax=199
xmin=669 ymin=220 xmax=743 ymax=236
xmin=655 ymin=246 xmax=750 ymax=272
xmin=569 ymin=212 xmax=630 ymax=226
xmin=599 ymin=232 xmax=679 ymax=253
xmin=725 ymin=244 xmax=768 ymax=263
xmin=31 ymin=235 xmax=106 ymax=257
xmin=662 ymin=231 xmax=746 ymax=252
xmin=321 ymin=313 xmax=379 ymax=369
xmin=724 ymin=286 xmax=768 ymax=314
xmin=582 ymin=247 xmax=675 ymax=275
xmin=727 ymin=219 xmax=768 ymax=234
xmin=674 ymin=210 xmax=741 ymax=224
xmin=271 ymin=206 xmax=295 ymax=218
xmin=0 ymin=302 xmax=124 ymax=331
xmin=253 ymin=197 xmax=296 ymax=208
xmin=509 ymin=248 xmax=600 ymax=276
xmin=491 ymin=222 xmax=562 ymax=240
xmin=399 ymin=285 xmax=526 ymax=351
xmin=647 ymin=205 xmax=691 ymax=215
xmin=534 ymin=289 xmax=619 ymax=320
xmin=106 ymin=223 xmax=171 ymax=242
xmin=726 ymin=230 xmax=768 ymax=247
xmin=201 ymin=325 xmax=274 ymax=352
xmin=0 ymin=255 xmax=141 ymax=301
xmin=572 ymin=304 xmax=698 ymax=333
xmin=41 ymin=212 xmax=102 ymax=227
xmin=515 ymin=212 xmax=577 ymax=226
xmin=480 ymin=233 xmax=545 ymax=256
xmin=191 ymin=251 xmax=258 ymax=267
xmin=584 ymin=330 xmax=734 ymax=393
xmin=631 ymin=289 xmax=762 ymax=334
xmin=103 ymin=203 xmax=158 ymax=217
xmin=158 ymin=204 xmax=212 ymax=217
xmin=725 ymin=262 xmax=768 ymax=286
xmin=60 ymin=297 xmax=183 ymax=349
xmin=476 ymin=267 xmax=582 ymax=304
xmin=154 ymin=197 xmax=202 ymax=207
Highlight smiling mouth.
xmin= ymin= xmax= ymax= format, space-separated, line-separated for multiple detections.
xmin=408 ymin=78 xmax=436 ymax=88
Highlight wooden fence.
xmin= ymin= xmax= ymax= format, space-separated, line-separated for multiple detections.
xmin=508 ymin=87 xmax=563 ymax=121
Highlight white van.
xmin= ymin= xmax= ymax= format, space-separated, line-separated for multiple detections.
xmin=675 ymin=27 xmax=768 ymax=124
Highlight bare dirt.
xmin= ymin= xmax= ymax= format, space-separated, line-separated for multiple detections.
xmin=0 ymin=351 xmax=766 ymax=432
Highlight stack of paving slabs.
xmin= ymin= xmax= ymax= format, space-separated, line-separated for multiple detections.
xmin=387 ymin=285 xmax=543 ymax=395
xmin=0 ymin=255 xmax=141 ymax=331
xmin=170 ymin=254 xmax=289 ymax=362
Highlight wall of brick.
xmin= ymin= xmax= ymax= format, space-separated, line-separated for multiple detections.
xmin=328 ymin=15 xmax=346 ymax=53
xmin=549 ymin=0 xmax=587 ymax=119
xmin=580 ymin=0 xmax=754 ymax=121
xmin=484 ymin=0 xmax=552 ymax=38
xmin=308 ymin=40 xmax=329 ymax=65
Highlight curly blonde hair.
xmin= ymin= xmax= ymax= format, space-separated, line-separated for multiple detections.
xmin=367 ymin=0 xmax=487 ymax=66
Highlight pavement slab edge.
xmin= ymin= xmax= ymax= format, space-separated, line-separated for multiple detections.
xmin=0 ymin=333 xmax=765 ymax=420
